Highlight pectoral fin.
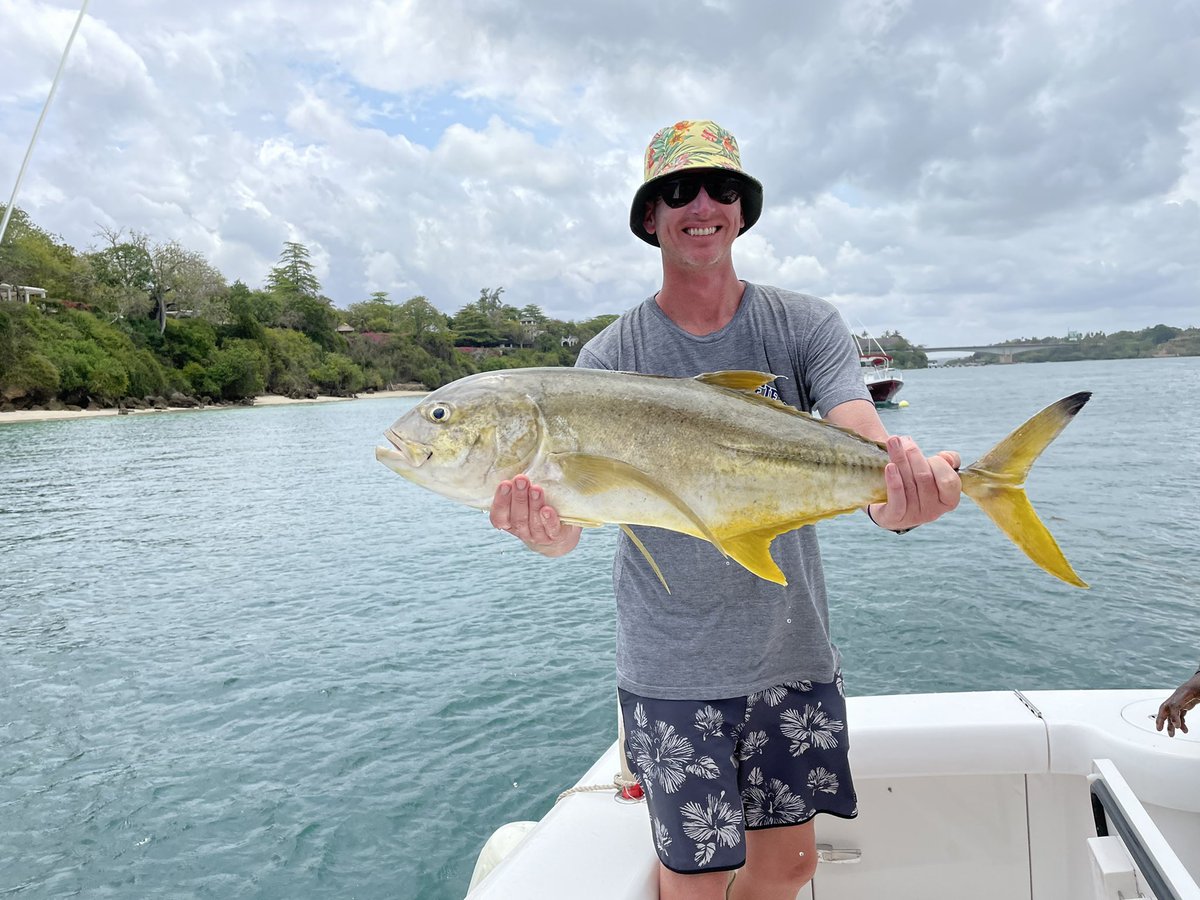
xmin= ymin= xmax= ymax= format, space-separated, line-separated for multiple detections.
xmin=553 ymin=452 xmax=729 ymax=558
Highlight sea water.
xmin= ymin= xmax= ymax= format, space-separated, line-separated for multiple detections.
xmin=1 ymin=357 xmax=1198 ymax=899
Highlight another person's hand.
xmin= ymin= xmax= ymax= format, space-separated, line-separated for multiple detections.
xmin=867 ymin=436 xmax=961 ymax=532
xmin=1155 ymin=673 xmax=1200 ymax=737
xmin=489 ymin=475 xmax=581 ymax=557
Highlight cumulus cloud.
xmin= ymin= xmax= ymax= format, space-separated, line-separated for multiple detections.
xmin=1 ymin=0 xmax=1197 ymax=345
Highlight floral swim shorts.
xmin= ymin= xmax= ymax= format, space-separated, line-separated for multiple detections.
xmin=618 ymin=675 xmax=858 ymax=874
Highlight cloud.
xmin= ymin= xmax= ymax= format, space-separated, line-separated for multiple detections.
xmin=1 ymin=0 xmax=1197 ymax=346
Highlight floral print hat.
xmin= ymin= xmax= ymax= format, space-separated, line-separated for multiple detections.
xmin=630 ymin=119 xmax=764 ymax=246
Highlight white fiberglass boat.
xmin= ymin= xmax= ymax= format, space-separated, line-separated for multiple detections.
xmin=856 ymin=334 xmax=904 ymax=408
xmin=467 ymin=690 xmax=1200 ymax=899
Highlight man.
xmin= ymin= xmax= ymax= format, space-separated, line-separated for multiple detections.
xmin=490 ymin=120 xmax=961 ymax=900
xmin=1156 ymin=668 xmax=1200 ymax=737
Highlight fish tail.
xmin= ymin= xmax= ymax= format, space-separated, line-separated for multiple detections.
xmin=959 ymin=392 xmax=1091 ymax=588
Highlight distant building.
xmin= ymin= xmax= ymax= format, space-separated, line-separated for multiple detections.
xmin=0 ymin=283 xmax=47 ymax=304
xmin=519 ymin=316 xmax=545 ymax=337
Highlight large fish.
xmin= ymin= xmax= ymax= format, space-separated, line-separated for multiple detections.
xmin=376 ymin=368 xmax=1090 ymax=589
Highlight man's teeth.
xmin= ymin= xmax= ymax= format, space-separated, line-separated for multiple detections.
xmin=685 ymin=227 xmax=717 ymax=236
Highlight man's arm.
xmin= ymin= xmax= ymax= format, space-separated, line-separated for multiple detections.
xmin=824 ymin=398 xmax=962 ymax=532
xmin=488 ymin=475 xmax=582 ymax=557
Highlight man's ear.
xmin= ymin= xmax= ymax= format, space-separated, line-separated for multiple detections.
xmin=643 ymin=201 xmax=657 ymax=237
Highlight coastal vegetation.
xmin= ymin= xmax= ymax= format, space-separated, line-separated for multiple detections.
xmin=938 ymin=327 xmax=1200 ymax=365
xmin=868 ymin=331 xmax=929 ymax=368
xmin=1 ymin=204 xmax=1195 ymax=412
xmin=0 ymin=207 xmax=613 ymax=411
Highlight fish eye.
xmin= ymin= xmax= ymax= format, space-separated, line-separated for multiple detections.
xmin=427 ymin=403 xmax=452 ymax=423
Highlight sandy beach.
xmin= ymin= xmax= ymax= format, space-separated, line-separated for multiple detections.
xmin=0 ymin=389 xmax=426 ymax=426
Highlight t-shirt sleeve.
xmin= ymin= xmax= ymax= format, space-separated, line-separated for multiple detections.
xmin=574 ymin=345 xmax=612 ymax=370
xmin=804 ymin=309 xmax=871 ymax=416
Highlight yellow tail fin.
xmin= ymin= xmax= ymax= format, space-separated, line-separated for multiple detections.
xmin=960 ymin=392 xmax=1091 ymax=588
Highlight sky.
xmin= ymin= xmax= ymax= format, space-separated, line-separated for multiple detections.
xmin=2 ymin=0 xmax=1198 ymax=347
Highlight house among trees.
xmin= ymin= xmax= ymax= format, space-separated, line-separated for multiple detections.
xmin=1 ymin=283 xmax=47 ymax=304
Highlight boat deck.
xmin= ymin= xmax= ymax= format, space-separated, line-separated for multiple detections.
xmin=467 ymin=690 xmax=1200 ymax=899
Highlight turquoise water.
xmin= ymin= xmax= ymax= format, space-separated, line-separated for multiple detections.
xmin=2 ymin=357 xmax=1197 ymax=899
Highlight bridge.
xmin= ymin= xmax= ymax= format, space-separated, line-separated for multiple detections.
xmin=922 ymin=342 xmax=1074 ymax=363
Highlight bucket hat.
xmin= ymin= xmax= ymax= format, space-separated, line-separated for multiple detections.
xmin=630 ymin=120 xmax=764 ymax=246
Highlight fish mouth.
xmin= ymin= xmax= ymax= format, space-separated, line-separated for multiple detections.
xmin=377 ymin=431 xmax=433 ymax=468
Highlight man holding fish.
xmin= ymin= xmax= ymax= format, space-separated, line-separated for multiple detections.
xmin=490 ymin=120 xmax=962 ymax=900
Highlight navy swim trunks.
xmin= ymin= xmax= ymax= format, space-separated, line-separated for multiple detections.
xmin=618 ymin=675 xmax=858 ymax=874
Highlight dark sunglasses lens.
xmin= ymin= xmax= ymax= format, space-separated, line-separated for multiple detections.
xmin=707 ymin=177 xmax=742 ymax=205
xmin=660 ymin=178 xmax=701 ymax=208
xmin=659 ymin=175 xmax=743 ymax=208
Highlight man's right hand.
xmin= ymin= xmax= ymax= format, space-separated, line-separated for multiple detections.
xmin=489 ymin=475 xmax=581 ymax=557
xmin=1156 ymin=672 xmax=1200 ymax=737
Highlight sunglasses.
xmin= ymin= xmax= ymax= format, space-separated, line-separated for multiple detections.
xmin=656 ymin=173 xmax=745 ymax=208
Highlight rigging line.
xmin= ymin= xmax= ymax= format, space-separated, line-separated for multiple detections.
xmin=0 ymin=0 xmax=91 ymax=247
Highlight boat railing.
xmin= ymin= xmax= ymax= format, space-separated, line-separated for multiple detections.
xmin=1089 ymin=758 xmax=1200 ymax=900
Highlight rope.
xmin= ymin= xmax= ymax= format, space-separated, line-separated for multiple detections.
xmin=555 ymin=773 xmax=640 ymax=804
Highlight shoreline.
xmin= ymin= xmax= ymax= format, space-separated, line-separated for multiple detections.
xmin=0 ymin=389 xmax=426 ymax=426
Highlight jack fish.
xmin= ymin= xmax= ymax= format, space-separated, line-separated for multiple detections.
xmin=375 ymin=368 xmax=1090 ymax=589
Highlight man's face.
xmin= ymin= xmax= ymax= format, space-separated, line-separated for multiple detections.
xmin=643 ymin=173 xmax=746 ymax=271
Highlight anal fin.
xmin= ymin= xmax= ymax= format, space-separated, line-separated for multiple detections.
xmin=720 ymin=506 xmax=862 ymax=586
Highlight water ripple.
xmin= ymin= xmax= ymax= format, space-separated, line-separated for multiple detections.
xmin=0 ymin=359 xmax=1196 ymax=898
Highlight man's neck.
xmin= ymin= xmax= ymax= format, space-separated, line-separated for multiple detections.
xmin=654 ymin=268 xmax=746 ymax=336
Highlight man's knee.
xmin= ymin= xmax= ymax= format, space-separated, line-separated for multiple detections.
xmin=733 ymin=855 xmax=816 ymax=898
xmin=785 ymin=847 xmax=819 ymax=886
xmin=741 ymin=839 xmax=818 ymax=893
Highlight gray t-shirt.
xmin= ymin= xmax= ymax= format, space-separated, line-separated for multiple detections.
xmin=576 ymin=282 xmax=870 ymax=700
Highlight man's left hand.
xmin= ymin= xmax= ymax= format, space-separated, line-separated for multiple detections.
xmin=868 ymin=436 xmax=961 ymax=532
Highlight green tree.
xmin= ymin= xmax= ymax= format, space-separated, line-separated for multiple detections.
xmin=149 ymin=240 xmax=227 ymax=323
xmin=0 ymin=205 xmax=80 ymax=299
xmin=1145 ymin=324 xmax=1179 ymax=345
xmin=451 ymin=305 xmax=502 ymax=347
xmin=309 ymin=353 xmax=365 ymax=394
xmin=263 ymin=327 xmax=323 ymax=396
xmin=266 ymin=242 xmax=337 ymax=346
xmin=208 ymin=339 xmax=269 ymax=400
xmin=395 ymin=295 xmax=448 ymax=339
xmin=345 ymin=291 xmax=396 ymax=332
xmin=227 ymin=280 xmax=280 ymax=332
xmin=267 ymin=241 xmax=321 ymax=298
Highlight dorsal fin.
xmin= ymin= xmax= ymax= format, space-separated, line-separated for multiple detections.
xmin=693 ymin=370 xmax=780 ymax=391
xmin=694 ymin=371 xmax=886 ymax=448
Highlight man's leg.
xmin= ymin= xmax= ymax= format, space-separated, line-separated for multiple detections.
xmin=658 ymin=864 xmax=733 ymax=900
xmin=729 ymin=820 xmax=818 ymax=900
xmin=619 ymin=690 xmax=750 ymax=895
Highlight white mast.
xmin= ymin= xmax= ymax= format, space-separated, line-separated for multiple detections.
xmin=0 ymin=0 xmax=91 ymax=246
